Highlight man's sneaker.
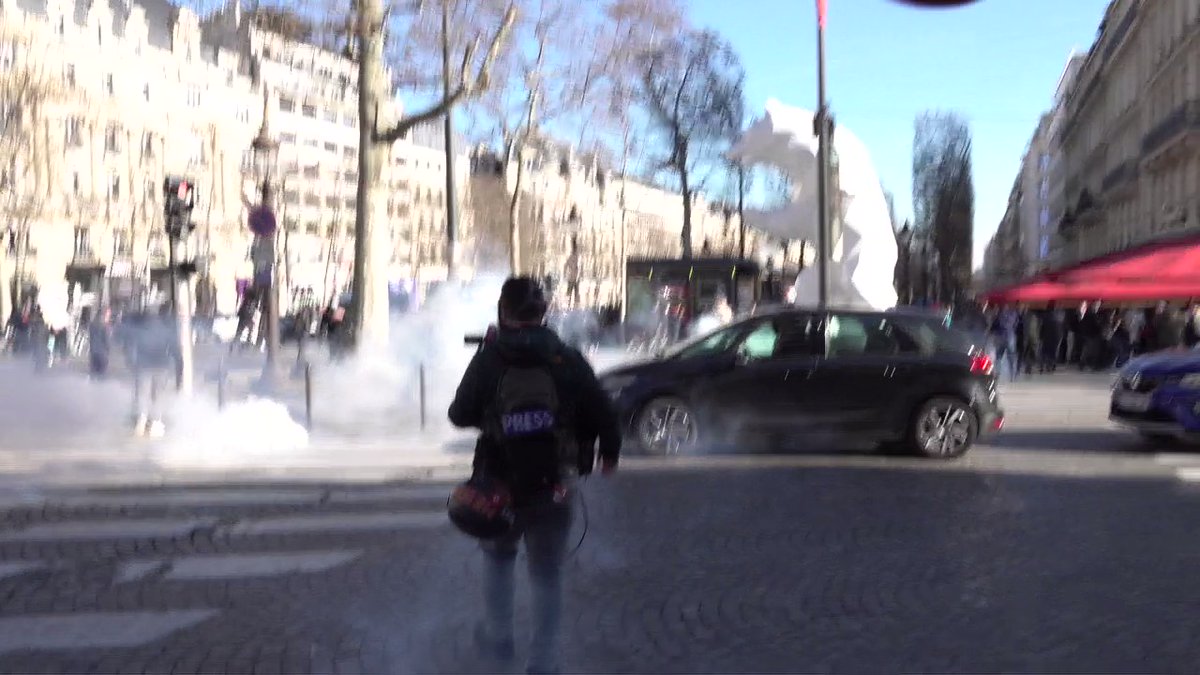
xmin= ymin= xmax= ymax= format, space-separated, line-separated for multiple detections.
xmin=473 ymin=622 xmax=515 ymax=661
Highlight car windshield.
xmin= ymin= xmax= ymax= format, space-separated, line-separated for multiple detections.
xmin=662 ymin=321 xmax=744 ymax=360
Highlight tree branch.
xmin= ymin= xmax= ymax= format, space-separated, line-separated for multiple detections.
xmin=374 ymin=3 xmax=517 ymax=144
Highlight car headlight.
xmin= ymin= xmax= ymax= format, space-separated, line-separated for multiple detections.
xmin=1179 ymin=374 xmax=1200 ymax=389
xmin=601 ymin=375 xmax=637 ymax=396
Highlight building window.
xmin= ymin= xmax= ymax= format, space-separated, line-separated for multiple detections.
xmin=342 ymin=114 xmax=355 ymax=127
xmin=57 ymin=17 xmax=65 ymax=37
xmin=324 ymin=142 xmax=337 ymax=153
xmin=304 ymin=193 xmax=320 ymax=207
xmin=144 ymin=179 xmax=155 ymax=202
xmin=280 ymin=132 xmax=297 ymax=144
xmin=105 ymin=74 xmax=114 ymax=95
xmin=73 ymin=226 xmax=91 ymax=257
xmin=141 ymin=132 xmax=155 ymax=158
xmin=283 ymin=190 xmax=299 ymax=205
xmin=303 ymin=139 xmax=318 ymax=148
xmin=324 ymin=110 xmax=337 ymax=123
xmin=64 ymin=118 xmax=83 ymax=146
xmin=64 ymin=64 xmax=75 ymax=88
xmin=107 ymin=175 xmax=120 ymax=200
xmin=71 ymin=172 xmax=80 ymax=195
xmin=325 ymin=196 xmax=339 ymax=208
xmin=302 ymin=104 xmax=316 ymax=118
xmin=303 ymin=165 xmax=320 ymax=179
xmin=344 ymin=197 xmax=357 ymax=209
xmin=279 ymin=97 xmax=296 ymax=113
xmin=104 ymin=124 xmax=122 ymax=153
xmin=344 ymin=146 xmax=355 ymax=159
xmin=185 ymin=86 xmax=202 ymax=107
xmin=114 ymin=230 xmax=132 ymax=256
xmin=143 ymin=83 xmax=150 ymax=102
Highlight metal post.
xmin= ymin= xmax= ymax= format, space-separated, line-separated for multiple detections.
xmin=815 ymin=12 xmax=832 ymax=310
xmin=259 ymin=180 xmax=281 ymax=388
xmin=441 ymin=0 xmax=459 ymax=280
xmin=418 ymin=362 xmax=427 ymax=430
xmin=304 ymin=362 xmax=313 ymax=431
xmin=217 ymin=357 xmax=226 ymax=410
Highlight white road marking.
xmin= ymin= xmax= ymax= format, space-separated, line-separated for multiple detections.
xmin=0 ymin=562 xmax=41 ymax=581
xmin=0 ymin=610 xmax=218 ymax=653
xmin=226 ymin=511 xmax=445 ymax=537
xmin=325 ymin=485 xmax=452 ymax=503
xmin=1154 ymin=454 xmax=1200 ymax=466
xmin=0 ymin=517 xmax=217 ymax=542
xmin=164 ymin=550 xmax=362 ymax=580
xmin=49 ymin=489 xmax=325 ymax=509
xmin=115 ymin=561 xmax=168 ymax=584
xmin=1175 ymin=468 xmax=1200 ymax=482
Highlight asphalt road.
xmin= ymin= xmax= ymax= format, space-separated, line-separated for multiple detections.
xmin=1 ymin=373 xmax=1200 ymax=673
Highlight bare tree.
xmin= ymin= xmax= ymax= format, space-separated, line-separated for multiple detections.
xmin=345 ymin=0 xmax=516 ymax=347
xmin=470 ymin=0 xmax=592 ymax=273
xmin=912 ymin=111 xmax=973 ymax=304
xmin=0 ymin=30 xmax=61 ymax=319
xmin=637 ymin=29 xmax=744 ymax=258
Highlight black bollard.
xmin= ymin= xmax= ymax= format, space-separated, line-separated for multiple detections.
xmin=304 ymin=362 xmax=313 ymax=431
xmin=418 ymin=363 xmax=427 ymax=431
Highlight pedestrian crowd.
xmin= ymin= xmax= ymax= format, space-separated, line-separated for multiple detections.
xmin=977 ymin=301 xmax=1200 ymax=380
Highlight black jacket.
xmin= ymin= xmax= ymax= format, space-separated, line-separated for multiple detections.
xmin=448 ymin=325 xmax=620 ymax=482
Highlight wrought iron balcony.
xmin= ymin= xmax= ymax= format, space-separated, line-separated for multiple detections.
xmin=1101 ymin=159 xmax=1138 ymax=199
xmin=1141 ymin=99 xmax=1200 ymax=165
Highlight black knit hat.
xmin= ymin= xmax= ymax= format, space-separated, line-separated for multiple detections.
xmin=498 ymin=276 xmax=548 ymax=323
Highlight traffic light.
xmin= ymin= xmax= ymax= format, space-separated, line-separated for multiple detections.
xmin=163 ymin=176 xmax=197 ymax=238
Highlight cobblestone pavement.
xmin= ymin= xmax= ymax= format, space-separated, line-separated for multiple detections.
xmin=0 ymin=437 xmax=1198 ymax=674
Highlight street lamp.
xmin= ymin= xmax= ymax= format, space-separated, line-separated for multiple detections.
xmin=250 ymin=87 xmax=281 ymax=385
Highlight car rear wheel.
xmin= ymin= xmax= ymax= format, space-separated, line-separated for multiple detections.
xmin=636 ymin=396 xmax=699 ymax=456
xmin=908 ymin=396 xmax=977 ymax=459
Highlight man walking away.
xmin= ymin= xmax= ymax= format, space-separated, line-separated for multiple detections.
xmin=1038 ymin=304 xmax=1062 ymax=374
xmin=1021 ymin=309 xmax=1040 ymax=375
xmin=129 ymin=305 xmax=180 ymax=437
xmin=449 ymin=276 xmax=620 ymax=675
xmin=88 ymin=307 xmax=114 ymax=379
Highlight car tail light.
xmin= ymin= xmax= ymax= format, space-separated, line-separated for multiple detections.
xmin=970 ymin=354 xmax=994 ymax=375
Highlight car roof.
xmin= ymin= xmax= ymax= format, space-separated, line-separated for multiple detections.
xmin=750 ymin=305 xmax=943 ymax=320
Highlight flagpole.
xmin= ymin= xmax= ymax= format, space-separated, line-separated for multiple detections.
xmin=815 ymin=0 xmax=832 ymax=310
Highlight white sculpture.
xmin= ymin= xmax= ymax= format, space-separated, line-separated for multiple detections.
xmin=728 ymin=99 xmax=898 ymax=310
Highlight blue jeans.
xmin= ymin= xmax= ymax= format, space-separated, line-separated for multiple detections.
xmin=482 ymin=499 xmax=573 ymax=673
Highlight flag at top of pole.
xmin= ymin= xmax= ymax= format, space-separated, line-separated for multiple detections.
xmin=817 ymin=0 xmax=827 ymax=28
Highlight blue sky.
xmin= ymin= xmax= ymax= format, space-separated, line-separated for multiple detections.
xmin=686 ymin=0 xmax=1111 ymax=268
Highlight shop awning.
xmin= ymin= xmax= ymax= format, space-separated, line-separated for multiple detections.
xmin=1049 ymin=233 xmax=1200 ymax=284
xmin=982 ymin=278 xmax=1200 ymax=304
xmin=982 ymin=234 xmax=1200 ymax=303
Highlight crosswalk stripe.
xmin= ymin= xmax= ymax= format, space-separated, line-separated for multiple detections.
xmin=0 ymin=517 xmax=218 ymax=543
xmin=0 ymin=610 xmax=219 ymax=654
xmin=1175 ymin=467 xmax=1200 ymax=482
xmin=224 ymin=510 xmax=445 ymax=536
xmin=161 ymin=550 xmax=362 ymax=581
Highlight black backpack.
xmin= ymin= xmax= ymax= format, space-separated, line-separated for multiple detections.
xmin=487 ymin=351 xmax=576 ymax=497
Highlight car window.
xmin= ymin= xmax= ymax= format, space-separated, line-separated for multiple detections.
xmin=737 ymin=321 xmax=779 ymax=360
xmin=828 ymin=314 xmax=918 ymax=357
xmin=667 ymin=322 xmax=743 ymax=359
xmin=774 ymin=313 xmax=825 ymax=358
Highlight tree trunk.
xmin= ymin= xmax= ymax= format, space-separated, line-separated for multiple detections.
xmin=736 ymin=164 xmax=746 ymax=259
xmin=352 ymin=0 xmax=392 ymax=349
xmin=677 ymin=141 xmax=692 ymax=259
xmin=507 ymin=147 xmax=525 ymax=274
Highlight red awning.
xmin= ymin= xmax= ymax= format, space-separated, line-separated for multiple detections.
xmin=982 ymin=234 xmax=1200 ymax=303
xmin=981 ymin=279 xmax=1200 ymax=304
xmin=1051 ymin=234 xmax=1200 ymax=284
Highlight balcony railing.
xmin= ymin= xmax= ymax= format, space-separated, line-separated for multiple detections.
xmin=1141 ymin=99 xmax=1200 ymax=159
xmin=1101 ymin=159 xmax=1137 ymax=194
xmin=1102 ymin=6 xmax=1137 ymax=63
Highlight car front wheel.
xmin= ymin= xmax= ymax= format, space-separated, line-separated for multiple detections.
xmin=908 ymin=396 xmax=977 ymax=459
xmin=635 ymin=396 xmax=699 ymax=456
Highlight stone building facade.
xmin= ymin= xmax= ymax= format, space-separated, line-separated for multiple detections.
xmin=1053 ymin=0 xmax=1200 ymax=266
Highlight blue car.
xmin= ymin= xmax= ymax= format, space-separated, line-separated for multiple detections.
xmin=1109 ymin=348 xmax=1200 ymax=442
